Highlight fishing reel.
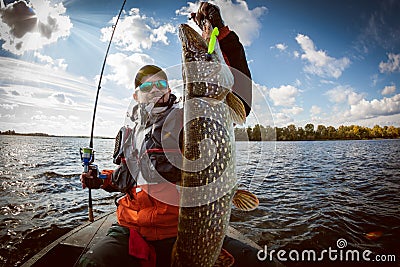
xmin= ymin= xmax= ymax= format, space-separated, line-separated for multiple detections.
xmin=80 ymin=147 xmax=94 ymax=173
xmin=79 ymin=147 xmax=107 ymax=180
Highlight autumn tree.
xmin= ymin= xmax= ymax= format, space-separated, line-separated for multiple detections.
xmin=304 ymin=123 xmax=315 ymax=140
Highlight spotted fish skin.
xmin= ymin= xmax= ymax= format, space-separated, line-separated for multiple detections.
xmin=172 ymin=23 xmax=238 ymax=267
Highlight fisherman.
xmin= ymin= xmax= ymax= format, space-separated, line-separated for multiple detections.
xmin=79 ymin=3 xmax=275 ymax=267
xmin=80 ymin=64 xmax=182 ymax=267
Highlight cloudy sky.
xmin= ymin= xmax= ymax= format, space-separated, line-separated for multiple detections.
xmin=0 ymin=0 xmax=399 ymax=137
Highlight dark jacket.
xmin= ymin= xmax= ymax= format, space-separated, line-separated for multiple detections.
xmin=218 ymin=26 xmax=252 ymax=117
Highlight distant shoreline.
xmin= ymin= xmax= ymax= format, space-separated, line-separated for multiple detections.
xmin=0 ymin=131 xmax=113 ymax=139
xmin=1 ymin=130 xmax=399 ymax=142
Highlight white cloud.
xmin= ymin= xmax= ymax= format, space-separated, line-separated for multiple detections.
xmin=50 ymin=93 xmax=75 ymax=105
xmin=295 ymin=34 xmax=350 ymax=79
xmin=381 ymin=85 xmax=396 ymax=95
xmin=310 ymin=105 xmax=321 ymax=115
xmin=0 ymin=0 xmax=72 ymax=55
xmin=309 ymin=105 xmax=323 ymax=123
xmin=347 ymin=92 xmax=365 ymax=105
xmin=101 ymin=52 xmax=155 ymax=89
xmin=176 ymin=0 xmax=267 ymax=46
xmin=241 ymin=82 xmax=274 ymax=127
xmin=318 ymin=91 xmax=400 ymax=127
xmin=356 ymin=2 xmax=400 ymax=54
xmin=269 ymin=85 xmax=299 ymax=106
xmin=371 ymin=74 xmax=379 ymax=87
xmin=282 ymin=106 xmax=303 ymax=115
xmin=0 ymin=103 xmax=18 ymax=110
xmin=27 ymin=113 xmax=91 ymax=136
xmin=150 ymin=23 xmax=176 ymax=45
xmin=0 ymin=57 xmax=127 ymax=136
xmin=326 ymin=85 xmax=364 ymax=105
xmin=101 ymin=8 xmax=175 ymax=52
xmin=349 ymin=94 xmax=400 ymax=119
xmin=379 ymin=53 xmax=400 ymax=73
xmin=273 ymin=112 xmax=294 ymax=127
xmin=1 ymin=114 xmax=15 ymax=119
xmin=273 ymin=43 xmax=287 ymax=51
xmin=34 ymin=52 xmax=67 ymax=71
xmin=344 ymin=115 xmax=400 ymax=129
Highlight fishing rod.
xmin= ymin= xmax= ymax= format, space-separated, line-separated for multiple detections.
xmin=80 ymin=0 xmax=126 ymax=222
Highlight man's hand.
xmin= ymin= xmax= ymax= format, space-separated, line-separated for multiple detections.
xmin=80 ymin=168 xmax=103 ymax=189
xmin=191 ymin=2 xmax=224 ymax=30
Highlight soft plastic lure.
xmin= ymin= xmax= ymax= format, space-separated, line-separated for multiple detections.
xmin=207 ymin=27 xmax=219 ymax=54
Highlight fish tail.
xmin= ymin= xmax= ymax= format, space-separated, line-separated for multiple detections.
xmin=226 ymin=92 xmax=246 ymax=125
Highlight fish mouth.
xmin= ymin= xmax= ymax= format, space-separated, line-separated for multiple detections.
xmin=178 ymin=24 xmax=207 ymax=52
xmin=179 ymin=24 xmax=233 ymax=100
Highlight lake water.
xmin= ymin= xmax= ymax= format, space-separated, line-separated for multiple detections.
xmin=0 ymin=136 xmax=399 ymax=266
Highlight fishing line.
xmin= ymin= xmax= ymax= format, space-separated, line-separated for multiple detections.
xmin=82 ymin=0 xmax=126 ymax=223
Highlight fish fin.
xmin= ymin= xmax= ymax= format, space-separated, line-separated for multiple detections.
xmin=232 ymin=189 xmax=259 ymax=211
xmin=226 ymin=92 xmax=246 ymax=125
xmin=213 ymin=248 xmax=234 ymax=267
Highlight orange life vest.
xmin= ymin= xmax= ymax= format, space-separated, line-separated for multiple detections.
xmin=116 ymin=182 xmax=180 ymax=241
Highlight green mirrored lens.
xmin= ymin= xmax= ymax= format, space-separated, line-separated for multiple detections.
xmin=139 ymin=82 xmax=153 ymax=92
xmin=139 ymin=80 xmax=168 ymax=92
xmin=155 ymin=80 xmax=168 ymax=89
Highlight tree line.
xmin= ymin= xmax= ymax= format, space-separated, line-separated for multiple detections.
xmin=0 ymin=130 xmax=54 ymax=137
xmin=235 ymin=124 xmax=400 ymax=141
xmin=2 ymin=125 xmax=400 ymax=141
xmin=0 ymin=130 xmax=113 ymax=139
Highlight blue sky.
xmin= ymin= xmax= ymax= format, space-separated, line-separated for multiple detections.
xmin=0 ymin=0 xmax=399 ymax=137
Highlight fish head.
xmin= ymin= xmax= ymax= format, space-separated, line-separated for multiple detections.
xmin=178 ymin=23 xmax=233 ymax=100
xmin=179 ymin=23 xmax=209 ymax=64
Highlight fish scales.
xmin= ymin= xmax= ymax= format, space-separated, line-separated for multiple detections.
xmin=173 ymin=23 xmax=238 ymax=267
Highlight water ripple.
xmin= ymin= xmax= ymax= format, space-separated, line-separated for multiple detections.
xmin=234 ymin=140 xmax=400 ymax=266
xmin=1 ymin=137 xmax=399 ymax=266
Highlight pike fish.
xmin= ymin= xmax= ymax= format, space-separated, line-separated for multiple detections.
xmin=172 ymin=23 xmax=258 ymax=267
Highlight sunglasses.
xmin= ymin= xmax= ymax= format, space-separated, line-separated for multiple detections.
xmin=139 ymin=80 xmax=168 ymax=92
